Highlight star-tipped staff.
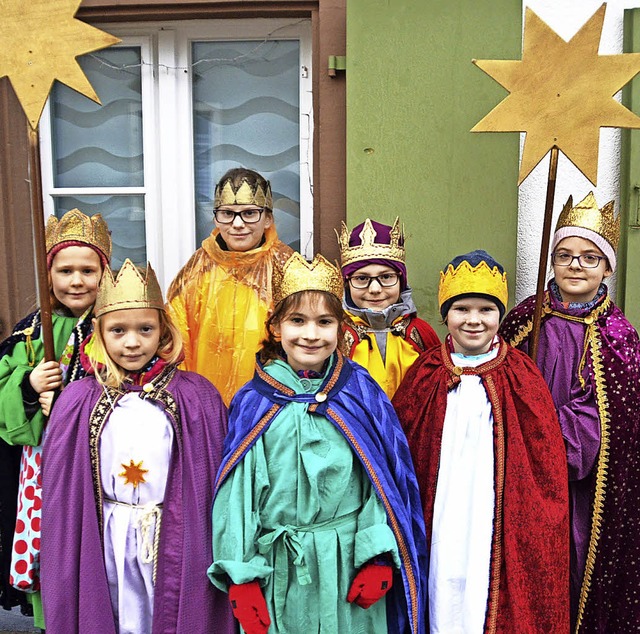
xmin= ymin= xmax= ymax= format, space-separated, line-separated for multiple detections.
xmin=0 ymin=0 xmax=119 ymax=360
xmin=472 ymin=3 xmax=640 ymax=360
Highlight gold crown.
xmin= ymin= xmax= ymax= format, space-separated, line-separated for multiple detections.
xmin=273 ymin=252 xmax=344 ymax=304
xmin=45 ymin=209 xmax=112 ymax=261
xmin=214 ymin=177 xmax=273 ymax=210
xmin=555 ymin=192 xmax=620 ymax=251
xmin=438 ymin=260 xmax=508 ymax=311
xmin=95 ymin=259 xmax=165 ymax=318
xmin=336 ymin=217 xmax=405 ymax=268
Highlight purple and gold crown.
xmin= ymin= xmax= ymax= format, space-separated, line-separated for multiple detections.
xmin=273 ymin=252 xmax=344 ymax=304
xmin=438 ymin=260 xmax=508 ymax=312
xmin=214 ymin=177 xmax=272 ymax=210
xmin=555 ymin=192 xmax=620 ymax=252
xmin=45 ymin=209 xmax=112 ymax=261
xmin=95 ymin=260 xmax=165 ymax=318
xmin=336 ymin=217 xmax=405 ymax=268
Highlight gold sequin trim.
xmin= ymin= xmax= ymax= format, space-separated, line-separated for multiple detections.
xmin=409 ymin=325 xmax=425 ymax=351
xmin=574 ymin=325 xmax=611 ymax=633
xmin=89 ymin=389 xmax=115 ymax=534
xmin=483 ymin=376 xmax=506 ymax=634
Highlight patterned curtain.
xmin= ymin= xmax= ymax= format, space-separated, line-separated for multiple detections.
xmin=192 ymin=40 xmax=301 ymax=250
xmin=50 ymin=47 xmax=146 ymax=268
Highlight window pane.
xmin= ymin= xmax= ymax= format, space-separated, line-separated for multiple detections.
xmin=54 ymin=195 xmax=146 ymax=269
xmin=192 ymin=40 xmax=300 ymax=250
xmin=50 ymin=47 xmax=144 ymax=188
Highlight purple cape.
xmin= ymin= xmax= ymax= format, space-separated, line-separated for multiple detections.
xmin=40 ymin=368 xmax=235 ymax=634
xmin=500 ymin=285 xmax=640 ymax=633
xmin=216 ymin=351 xmax=428 ymax=634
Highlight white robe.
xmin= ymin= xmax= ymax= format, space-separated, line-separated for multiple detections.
xmin=100 ymin=392 xmax=174 ymax=634
xmin=429 ymin=346 xmax=498 ymax=634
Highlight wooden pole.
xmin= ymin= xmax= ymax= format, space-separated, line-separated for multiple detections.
xmin=529 ymin=146 xmax=559 ymax=362
xmin=27 ymin=123 xmax=55 ymax=362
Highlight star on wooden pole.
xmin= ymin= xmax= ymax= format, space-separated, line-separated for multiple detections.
xmin=0 ymin=0 xmax=119 ymax=363
xmin=472 ymin=3 xmax=640 ymax=186
xmin=471 ymin=3 xmax=640 ymax=364
xmin=0 ymin=0 xmax=120 ymax=130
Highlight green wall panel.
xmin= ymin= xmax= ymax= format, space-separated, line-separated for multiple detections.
xmin=620 ymin=8 xmax=640 ymax=330
xmin=346 ymin=0 xmax=521 ymax=335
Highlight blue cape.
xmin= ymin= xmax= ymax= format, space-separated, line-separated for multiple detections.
xmin=215 ymin=351 xmax=428 ymax=634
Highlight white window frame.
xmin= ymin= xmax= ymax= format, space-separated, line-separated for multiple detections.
xmin=39 ymin=18 xmax=313 ymax=290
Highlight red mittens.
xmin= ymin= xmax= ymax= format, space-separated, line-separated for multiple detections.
xmin=346 ymin=561 xmax=394 ymax=609
xmin=228 ymin=581 xmax=271 ymax=634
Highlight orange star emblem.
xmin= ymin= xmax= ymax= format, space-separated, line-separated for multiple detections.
xmin=119 ymin=459 xmax=149 ymax=488
xmin=472 ymin=4 xmax=640 ymax=185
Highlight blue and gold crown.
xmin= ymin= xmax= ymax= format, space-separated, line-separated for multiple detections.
xmin=438 ymin=251 xmax=508 ymax=317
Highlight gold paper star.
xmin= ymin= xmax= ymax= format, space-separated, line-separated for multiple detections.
xmin=472 ymin=4 xmax=640 ymax=186
xmin=0 ymin=0 xmax=120 ymax=129
xmin=119 ymin=460 xmax=149 ymax=488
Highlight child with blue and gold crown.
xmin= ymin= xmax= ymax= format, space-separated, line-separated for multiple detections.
xmin=209 ymin=251 xmax=427 ymax=634
xmin=393 ymin=249 xmax=569 ymax=633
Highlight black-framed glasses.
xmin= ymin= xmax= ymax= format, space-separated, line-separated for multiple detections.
xmin=348 ymin=273 xmax=399 ymax=289
xmin=214 ymin=208 xmax=264 ymax=224
xmin=551 ymin=252 xmax=606 ymax=269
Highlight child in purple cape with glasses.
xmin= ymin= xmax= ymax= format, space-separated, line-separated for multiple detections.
xmin=500 ymin=191 xmax=640 ymax=632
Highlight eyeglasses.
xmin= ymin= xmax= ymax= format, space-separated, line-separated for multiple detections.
xmin=348 ymin=273 xmax=399 ymax=289
xmin=214 ymin=208 xmax=264 ymax=224
xmin=551 ymin=252 xmax=606 ymax=269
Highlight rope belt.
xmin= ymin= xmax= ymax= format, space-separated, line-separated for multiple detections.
xmin=104 ymin=498 xmax=163 ymax=583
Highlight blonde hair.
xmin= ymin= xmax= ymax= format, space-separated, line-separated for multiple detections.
xmin=90 ymin=309 xmax=183 ymax=387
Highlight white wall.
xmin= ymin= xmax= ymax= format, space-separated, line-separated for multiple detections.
xmin=517 ymin=0 xmax=640 ymax=302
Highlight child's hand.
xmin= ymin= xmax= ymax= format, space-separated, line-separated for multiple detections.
xmin=39 ymin=390 xmax=56 ymax=417
xmin=29 ymin=360 xmax=62 ymax=394
xmin=228 ymin=581 xmax=271 ymax=634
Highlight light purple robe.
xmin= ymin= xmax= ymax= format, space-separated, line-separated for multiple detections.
xmin=40 ymin=367 xmax=235 ymax=634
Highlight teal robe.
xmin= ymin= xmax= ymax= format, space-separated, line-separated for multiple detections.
xmin=209 ymin=359 xmax=400 ymax=633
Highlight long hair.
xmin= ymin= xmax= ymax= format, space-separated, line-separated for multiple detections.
xmin=260 ymin=290 xmax=347 ymax=364
xmin=90 ymin=309 xmax=183 ymax=387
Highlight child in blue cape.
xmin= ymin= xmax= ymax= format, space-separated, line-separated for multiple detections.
xmin=209 ymin=252 xmax=427 ymax=634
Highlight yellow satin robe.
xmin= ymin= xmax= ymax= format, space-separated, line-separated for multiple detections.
xmin=167 ymin=225 xmax=293 ymax=405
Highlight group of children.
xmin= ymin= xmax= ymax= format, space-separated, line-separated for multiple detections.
xmin=0 ymin=166 xmax=637 ymax=634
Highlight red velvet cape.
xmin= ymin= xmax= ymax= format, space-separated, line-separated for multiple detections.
xmin=393 ymin=339 xmax=569 ymax=633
